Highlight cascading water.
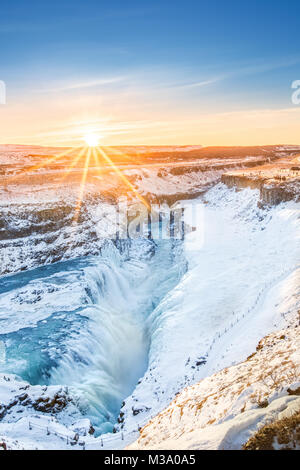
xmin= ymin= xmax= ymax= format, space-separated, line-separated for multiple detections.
xmin=0 ymin=236 xmax=186 ymax=434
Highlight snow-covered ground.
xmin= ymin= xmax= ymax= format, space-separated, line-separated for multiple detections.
xmin=128 ymin=320 xmax=300 ymax=449
xmin=117 ymin=185 xmax=300 ymax=440
xmin=0 ymin=181 xmax=299 ymax=449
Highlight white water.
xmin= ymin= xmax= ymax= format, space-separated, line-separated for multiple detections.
xmin=0 ymin=184 xmax=299 ymax=448
xmin=0 ymin=237 xmax=186 ymax=434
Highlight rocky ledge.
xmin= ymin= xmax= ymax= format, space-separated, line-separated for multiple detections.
xmin=222 ymin=155 xmax=300 ymax=206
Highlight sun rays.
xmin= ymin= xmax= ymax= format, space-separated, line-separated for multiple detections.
xmin=72 ymin=144 xmax=150 ymax=227
xmin=5 ymin=139 xmax=150 ymax=227
xmin=59 ymin=146 xmax=87 ymax=183
xmin=73 ymin=147 xmax=92 ymax=224
xmin=9 ymin=146 xmax=81 ymax=182
xmin=96 ymin=147 xmax=150 ymax=210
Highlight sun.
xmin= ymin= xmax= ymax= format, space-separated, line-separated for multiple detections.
xmin=83 ymin=133 xmax=101 ymax=147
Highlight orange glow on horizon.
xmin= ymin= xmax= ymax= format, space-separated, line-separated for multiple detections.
xmin=3 ymin=139 xmax=150 ymax=223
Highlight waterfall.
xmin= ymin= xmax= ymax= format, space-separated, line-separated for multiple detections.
xmin=0 ymin=237 xmax=186 ymax=435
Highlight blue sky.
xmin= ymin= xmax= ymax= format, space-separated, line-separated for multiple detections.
xmin=1 ymin=0 xmax=300 ymax=145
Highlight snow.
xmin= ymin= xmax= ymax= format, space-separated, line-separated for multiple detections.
xmin=131 ymin=167 xmax=226 ymax=197
xmin=129 ymin=396 xmax=300 ymax=450
xmin=0 ymin=237 xmax=186 ymax=440
xmin=117 ymin=185 xmax=299 ymax=442
xmin=0 ymin=155 xmax=299 ymax=450
xmin=128 ymin=325 xmax=300 ymax=450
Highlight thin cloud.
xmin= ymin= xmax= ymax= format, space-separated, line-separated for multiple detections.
xmin=172 ymin=57 xmax=300 ymax=91
xmin=177 ymin=78 xmax=222 ymax=89
xmin=37 ymin=76 xmax=128 ymax=93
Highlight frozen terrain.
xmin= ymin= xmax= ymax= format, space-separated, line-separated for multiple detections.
xmin=120 ymin=185 xmax=300 ymax=444
xmin=1 ymin=145 xmax=297 ymax=276
xmin=0 ymin=145 xmax=299 ymax=449
xmin=128 ymin=324 xmax=300 ymax=450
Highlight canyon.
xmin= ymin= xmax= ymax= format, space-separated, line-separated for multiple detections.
xmin=0 ymin=145 xmax=299 ymax=450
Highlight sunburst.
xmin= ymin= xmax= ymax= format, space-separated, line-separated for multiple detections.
xmin=96 ymin=147 xmax=150 ymax=210
xmin=59 ymin=146 xmax=87 ymax=183
xmin=84 ymin=133 xmax=101 ymax=147
xmin=73 ymin=147 xmax=92 ymax=224
xmin=5 ymin=136 xmax=150 ymax=226
xmin=9 ymin=146 xmax=82 ymax=182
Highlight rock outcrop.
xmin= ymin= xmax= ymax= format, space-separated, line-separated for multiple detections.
xmin=222 ymin=156 xmax=300 ymax=206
